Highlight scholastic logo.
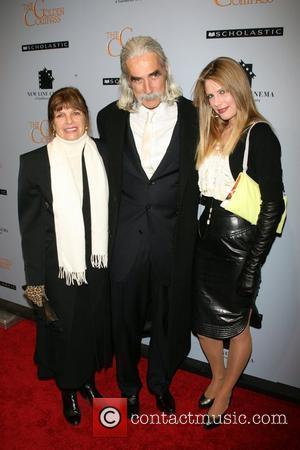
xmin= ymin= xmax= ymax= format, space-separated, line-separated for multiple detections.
xmin=0 ymin=280 xmax=16 ymax=290
xmin=106 ymin=26 xmax=133 ymax=57
xmin=206 ymin=27 xmax=283 ymax=39
xmin=102 ymin=78 xmax=120 ymax=86
xmin=22 ymin=41 xmax=69 ymax=52
xmin=23 ymin=0 xmax=64 ymax=27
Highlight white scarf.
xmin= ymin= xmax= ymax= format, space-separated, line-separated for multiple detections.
xmin=47 ymin=133 xmax=108 ymax=286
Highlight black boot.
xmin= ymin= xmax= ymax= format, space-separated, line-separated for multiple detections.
xmin=79 ymin=376 xmax=103 ymax=404
xmin=61 ymin=389 xmax=81 ymax=425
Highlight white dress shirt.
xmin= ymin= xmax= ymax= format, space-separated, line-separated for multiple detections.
xmin=130 ymin=102 xmax=178 ymax=178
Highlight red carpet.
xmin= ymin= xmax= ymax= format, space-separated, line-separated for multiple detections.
xmin=1 ymin=320 xmax=299 ymax=449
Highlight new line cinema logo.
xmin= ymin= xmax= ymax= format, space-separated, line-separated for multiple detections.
xmin=27 ymin=68 xmax=55 ymax=100
xmin=240 ymin=60 xmax=275 ymax=102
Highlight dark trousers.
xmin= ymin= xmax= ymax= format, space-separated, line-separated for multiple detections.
xmin=111 ymin=246 xmax=171 ymax=396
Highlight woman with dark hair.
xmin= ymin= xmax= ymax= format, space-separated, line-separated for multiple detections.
xmin=192 ymin=57 xmax=285 ymax=428
xmin=18 ymin=87 xmax=111 ymax=425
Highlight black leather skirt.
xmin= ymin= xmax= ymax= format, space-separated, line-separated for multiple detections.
xmin=192 ymin=196 xmax=261 ymax=339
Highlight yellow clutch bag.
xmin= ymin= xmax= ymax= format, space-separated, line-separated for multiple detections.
xmin=221 ymin=123 xmax=287 ymax=234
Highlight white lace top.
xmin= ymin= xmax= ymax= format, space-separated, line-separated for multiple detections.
xmin=198 ymin=151 xmax=235 ymax=201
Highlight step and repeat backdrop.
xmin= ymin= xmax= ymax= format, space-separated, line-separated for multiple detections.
xmin=0 ymin=0 xmax=299 ymax=388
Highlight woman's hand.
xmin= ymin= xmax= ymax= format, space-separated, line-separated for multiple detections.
xmin=237 ymin=269 xmax=261 ymax=298
xmin=24 ymin=285 xmax=45 ymax=307
xmin=237 ymin=200 xmax=284 ymax=299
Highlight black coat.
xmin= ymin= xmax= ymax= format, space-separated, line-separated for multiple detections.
xmin=18 ymin=140 xmax=112 ymax=388
xmin=229 ymin=122 xmax=284 ymax=201
xmin=97 ymin=97 xmax=199 ymax=376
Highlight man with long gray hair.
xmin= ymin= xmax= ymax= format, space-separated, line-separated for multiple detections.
xmin=97 ymin=36 xmax=198 ymax=418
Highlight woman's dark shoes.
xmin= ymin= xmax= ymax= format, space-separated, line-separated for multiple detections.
xmin=79 ymin=380 xmax=103 ymax=404
xmin=198 ymin=392 xmax=214 ymax=409
xmin=203 ymin=413 xmax=224 ymax=429
xmin=61 ymin=390 xmax=81 ymax=425
xmin=122 ymin=393 xmax=140 ymax=419
xmin=203 ymin=395 xmax=231 ymax=429
xmin=155 ymin=390 xmax=176 ymax=414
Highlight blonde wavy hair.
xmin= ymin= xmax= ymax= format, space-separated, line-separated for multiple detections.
xmin=193 ymin=56 xmax=266 ymax=168
xmin=117 ymin=36 xmax=182 ymax=112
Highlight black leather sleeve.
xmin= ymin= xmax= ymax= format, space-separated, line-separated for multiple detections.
xmin=237 ymin=199 xmax=285 ymax=298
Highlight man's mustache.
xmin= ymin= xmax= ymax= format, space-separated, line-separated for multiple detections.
xmin=137 ymin=92 xmax=163 ymax=102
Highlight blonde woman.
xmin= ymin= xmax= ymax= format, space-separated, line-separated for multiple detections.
xmin=192 ymin=57 xmax=285 ymax=428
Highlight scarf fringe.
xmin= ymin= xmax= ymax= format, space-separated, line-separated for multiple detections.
xmin=91 ymin=254 xmax=108 ymax=269
xmin=58 ymin=267 xmax=87 ymax=286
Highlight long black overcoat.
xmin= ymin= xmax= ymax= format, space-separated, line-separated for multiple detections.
xmin=18 ymin=139 xmax=112 ymax=389
xmin=97 ymin=97 xmax=199 ymax=377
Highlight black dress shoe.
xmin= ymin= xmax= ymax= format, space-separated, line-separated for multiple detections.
xmin=203 ymin=413 xmax=223 ymax=429
xmin=198 ymin=393 xmax=214 ymax=409
xmin=155 ymin=390 xmax=175 ymax=414
xmin=61 ymin=390 xmax=81 ymax=425
xmin=79 ymin=380 xmax=103 ymax=404
xmin=121 ymin=393 xmax=140 ymax=419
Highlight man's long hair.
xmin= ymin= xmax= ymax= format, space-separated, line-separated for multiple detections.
xmin=117 ymin=36 xmax=182 ymax=112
